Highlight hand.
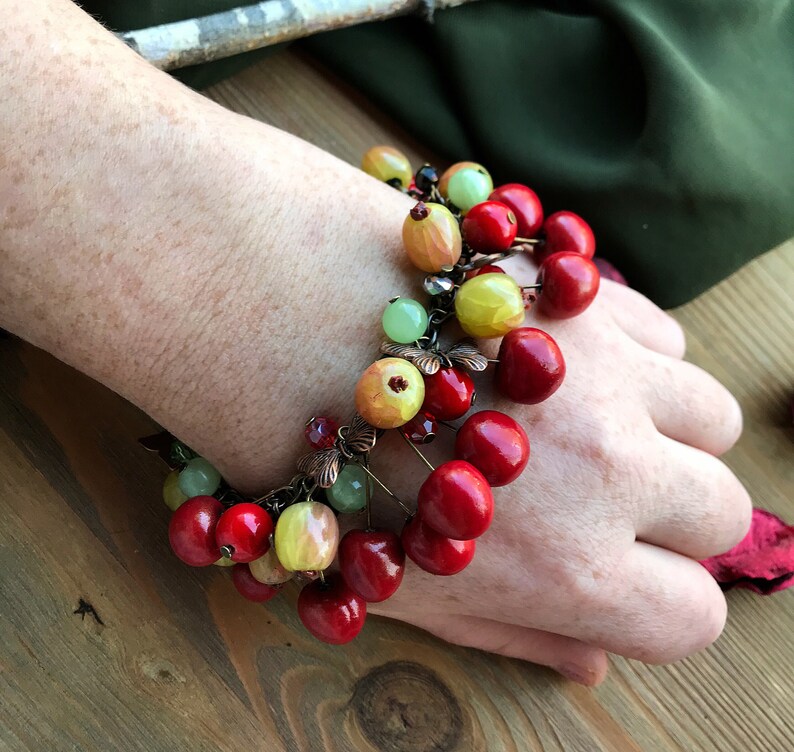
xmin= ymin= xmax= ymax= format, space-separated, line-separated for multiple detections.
xmin=366 ymin=259 xmax=750 ymax=686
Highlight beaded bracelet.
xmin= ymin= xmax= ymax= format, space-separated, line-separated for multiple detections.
xmin=142 ymin=147 xmax=600 ymax=645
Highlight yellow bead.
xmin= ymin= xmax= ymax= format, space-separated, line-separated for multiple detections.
xmin=163 ymin=470 xmax=189 ymax=511
xmin=402 ymin=202 xmax=462 ymax=273
xmin=249 ymin=547 xmax=294 ymax=585
xmin=274 ymin=501 xmax=339 ymax=572
xmin=454 ymin=273 xmax=526 ymax=338
xmin=361 ymin=145 xmax=413 ymax=187
xmin=213 ymin=557 xmax=235 ymax=567
xmin=438 ymin=161 xmax=490 ymax=198
xmin=355 ymin=358 xmax=425 ymax=429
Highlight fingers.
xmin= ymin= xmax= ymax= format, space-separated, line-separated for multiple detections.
xmin=569 ymin=542 xmax=728 ymax=664
xmin=644 ymin=354 xmax=743 ymax=455
xmin=415 ymin=614 xmax=609 ymax=686
xmin=603 ymin=282 xmax=687 ymax=359
xmin=633 ymin=435 xmax=752 ymax=559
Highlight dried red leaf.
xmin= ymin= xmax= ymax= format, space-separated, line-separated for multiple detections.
xmin=700 ymin=508 xmax=794 ymax=594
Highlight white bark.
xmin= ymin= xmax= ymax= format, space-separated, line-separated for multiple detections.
xmin=117 ymin=0 xmax=475 ymax=71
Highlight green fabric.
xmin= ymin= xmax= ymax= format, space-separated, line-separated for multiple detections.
xmin=84 ymin=0 xmax=794 ymax=307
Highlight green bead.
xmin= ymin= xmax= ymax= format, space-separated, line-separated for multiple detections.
xmin=447 ymin=167 xmax=494 ymax=214
xmin=382 ymin=298 xmax=429 ymax=344
xmin=326 ymin=464 xmax=373 ymax=514
xmin=178 ymin=457 xmax=221 ymax=497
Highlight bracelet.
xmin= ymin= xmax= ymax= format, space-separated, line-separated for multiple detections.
xmin=142 ymin=147 xmax=600 ymax=645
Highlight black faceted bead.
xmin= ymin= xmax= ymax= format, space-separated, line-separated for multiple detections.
xmin=415 ymin=164 xmax=439 ymax=194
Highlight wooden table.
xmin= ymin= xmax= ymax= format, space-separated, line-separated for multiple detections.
xmin=1 ymin=50 xmax=792 ymax=752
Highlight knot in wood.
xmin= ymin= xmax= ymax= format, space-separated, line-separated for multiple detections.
xmin=351 ymin=661 xmax=463 ymax=752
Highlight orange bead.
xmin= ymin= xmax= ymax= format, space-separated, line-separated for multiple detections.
xmin=402 ymin=202 xmax=462 ymax=273
xmin=438 ymin=161 xmax=490 ymax=198
xmin=361 ymin=145 xmax=413 ymax=187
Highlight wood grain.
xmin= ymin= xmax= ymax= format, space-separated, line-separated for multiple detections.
xmin=0 ymin=49 xmax=792 ymax=752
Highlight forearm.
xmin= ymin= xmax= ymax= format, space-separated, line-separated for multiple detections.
xmin=1 ymin=0 xmax=415 ymax=490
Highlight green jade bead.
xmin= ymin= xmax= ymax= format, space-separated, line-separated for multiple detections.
xmin=447 ymin=167 xmax=494 ymax=214
xmin=326 ymin=464 xmax=374 ymax=514
xmin=382 ymin=298 xmax=429 ymax=343
xmin=178 ymin=457 xmax=221 ymax=497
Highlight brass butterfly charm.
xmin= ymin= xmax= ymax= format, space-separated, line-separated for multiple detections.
xmin=296 ymin=414 xmax=377 ymax=488
xmin=379 ymin=338 xmax=488 ymax=375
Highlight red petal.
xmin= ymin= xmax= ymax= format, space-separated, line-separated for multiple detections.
xmin=700 ymin=509 xmax=794 ymax=594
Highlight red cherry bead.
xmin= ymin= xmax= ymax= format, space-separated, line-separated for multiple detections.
xmin=338 ymin=529 xmax=405 ymax=602
xmin=297 ymin=574 xmax=367 ymax=644
xmin=537 ymin=252 xmax=600 ymax=319
xmin=417 ymin=460 xmax=494 ymax=540
xmin=401 ymin=411 xmax=438 ymax=445
xmin=215 ymin=503 xmax=274 ymax=563
xmin=455 ymin=410 xmax=530 ymax=486
xmin=169 ymin=496 xmax=223 ymax=567
xmin=489 ymin=183 xmax=544 ymax=237
xmin=535 ymin=211 xmax=595 ymax=264
xmin=304 ymin=416 xmax=339 ymax=450
xmin=401 ymin=515 xmax=476 ymax=576
xmin=422 ymin=367 xmax=475 ymax=421
xmin=231 ymin=564 xmax=281 ymax=603
xmin=462 ymin=201 xmax=518 ymax=253
xmin=496 ymin=327 xmax=566 ymax=404
xmin=465 ymin=263 xmax=505 ymax=280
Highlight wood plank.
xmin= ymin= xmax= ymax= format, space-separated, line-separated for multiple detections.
xmin=0 ymin=48 xmax=791 ymax=751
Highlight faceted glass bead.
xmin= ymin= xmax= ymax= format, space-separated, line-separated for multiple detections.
xmin=163 ymin=469 xmax=189 ymax=511
xmin=327 ymin=464 xmax=374 ymax=514
xmin=304 ymin=416 xmax=339 ymax=450
xmin=438 ymin=161 xmax=489 ymax=198
xmin=274 ymin=501 xmax=339 ymax=572
xmin=454 ymin=273 xmax=526 ymax=338
xmin=178 ymin=457 xmax=221 ymax=497
xmin=402 ymin=202 xmax=462 ymax=273
xmin=382 ymin=298 xmax=428 ymax=343
xmin=401 ymin=412 xmax=437 ymax=444
xmin=422 ymin=275 xmax=455 ymax=296
xmin=361 ymin=145 xmax=413 ymax=188
xmin=354 ymin=358 xmax=425 ymax=429
xmin=414 ymin=164 xmax=439 ymax=195
xmin=447 ymin=168 xmax=494 ymax=214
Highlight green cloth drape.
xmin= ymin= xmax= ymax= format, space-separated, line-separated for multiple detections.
xmin=83 ymin=1 xmax=794 ymax=307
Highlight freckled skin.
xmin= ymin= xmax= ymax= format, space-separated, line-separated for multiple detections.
xmin=0 ymin=0 xmax=750 ymax=681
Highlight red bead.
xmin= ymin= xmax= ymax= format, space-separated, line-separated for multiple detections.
xmin=421 ymin=367 xmax=475 ymax=421
xmin=417 ymin=460 xmax=494 ymax=540
xmin=215 ymin=503 xmax=274 ymax=563
xmin=465 ymin=263 xmax=505 ymax=280
xmin=231 ymin=564 xmax=281 ymax=603
xmin=401 ymin=515 xmax=476 ymax=576
xmin=304 ymin=416 xmax=339 ymax=450
xmin=168 ymin=496 xmax=223 ymax=567
xmin=496 ymin=327 xmax=565 ymax=405
xmin=297 ymin=574 xmax=367 ymax=644
xmin=496 ymin=328 xmax=566 ymax=404
xmin=462 ymin=201 xmax=518 ymax=253
xmin=537 ymin=252 xmax=600 ymax=319
xmin=400 ymin=411 xmax=438 ymax=444
xmin=535 ymin=211 xmax=595 ymax=264
xmin=489 ymin=183 xmax=544 ymax=237
xmin=455 ymin=410 xmax=530 ymax=486
xmin=338 ymin=529 xmax=405 ymax=602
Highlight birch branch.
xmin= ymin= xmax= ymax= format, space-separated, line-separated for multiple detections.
xmin=117 ymin=0 xmax=475 ymax=72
